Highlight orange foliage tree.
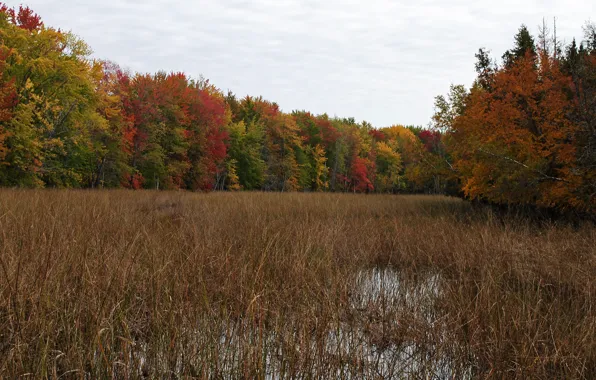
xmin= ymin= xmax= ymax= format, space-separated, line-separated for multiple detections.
xmin=449 ymin=50 xmax=587 ymax=210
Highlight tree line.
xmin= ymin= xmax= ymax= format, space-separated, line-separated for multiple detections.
xmin=0 ymin=4 xmax=594 ymax=213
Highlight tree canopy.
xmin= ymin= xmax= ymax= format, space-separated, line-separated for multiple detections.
xmin=0 ymin=3 xmax=593 ymax=214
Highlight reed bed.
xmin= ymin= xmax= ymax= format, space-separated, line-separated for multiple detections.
xmin=0 ymin=190 xmax=594 ymax=378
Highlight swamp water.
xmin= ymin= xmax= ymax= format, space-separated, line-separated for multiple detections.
xmin=111 ymin=269 xmax=472 ymax=379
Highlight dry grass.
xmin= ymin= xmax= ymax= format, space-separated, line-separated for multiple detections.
xmin=0 ymin=190 xmax=594 ymax=379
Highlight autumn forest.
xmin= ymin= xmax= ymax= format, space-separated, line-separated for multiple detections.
xmin=0 ymin=4 xmax=594 ymax=214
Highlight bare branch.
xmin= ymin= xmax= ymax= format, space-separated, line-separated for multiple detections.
xmin=477 ymin=148 xmax=568 ymax=183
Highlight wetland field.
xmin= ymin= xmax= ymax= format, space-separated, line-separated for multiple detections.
xmin=0 ymin=190 xmax=594 ymax=378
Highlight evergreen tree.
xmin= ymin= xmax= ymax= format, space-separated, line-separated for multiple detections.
xmin=474 ymin=48 xmax=494 ymax=90
xmin=503 ymin=25 xmax=536 ymax=66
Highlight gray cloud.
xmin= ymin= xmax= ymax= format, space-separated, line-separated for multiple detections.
xmin=8 ymin=0 xmax=592 ymax=126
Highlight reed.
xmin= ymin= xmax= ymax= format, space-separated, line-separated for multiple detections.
xmin=0 ymin=190 xmax=594 ymax=378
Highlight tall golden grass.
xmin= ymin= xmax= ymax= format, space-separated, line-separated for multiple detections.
xmin=0 ymin=190 xmax=594 ymax=378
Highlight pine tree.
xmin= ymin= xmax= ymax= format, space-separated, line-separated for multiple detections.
xmin=503 ymin=25 xmax=537 ymax=66
xmin=474 ymin=48 xmax=494 ymax=90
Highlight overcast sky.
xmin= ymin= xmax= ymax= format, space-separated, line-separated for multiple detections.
xmin=7 ymin=0 xmax=593 ymax=127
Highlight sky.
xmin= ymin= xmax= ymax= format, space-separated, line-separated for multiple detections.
xmin=6 ymin=0 xmax=593 ymax=127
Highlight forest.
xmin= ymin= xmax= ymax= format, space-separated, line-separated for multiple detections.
xmin=0 ymin=4 xmax=594 ymax=213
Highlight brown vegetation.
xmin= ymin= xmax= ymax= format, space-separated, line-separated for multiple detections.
xmin=0 ymin=190 xmax=594 ymax=378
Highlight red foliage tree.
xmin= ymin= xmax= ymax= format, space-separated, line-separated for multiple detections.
xmin=418 ymin=130 xmax=442 ymax=153
xmin=368 ymin=129 xmax=386 ymax=142
xmin=0 ymin=4 xmax=43 ymax=31
xmin=350 ymin=156 xmax=374 ymax=193
xmin=0 ymin=49 xmax=18 ymax=161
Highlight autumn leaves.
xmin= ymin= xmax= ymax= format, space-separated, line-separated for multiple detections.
xmin=0 ymin=4 xmax=594 ymax=213
xmin=0 ymin=4 xmax=439 ymax=195
xmin=440 ymin=25 xmax=595 ymax=213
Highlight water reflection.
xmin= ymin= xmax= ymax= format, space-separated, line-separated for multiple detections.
xmin=116 ymin=268 xmax=472 ymax=378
